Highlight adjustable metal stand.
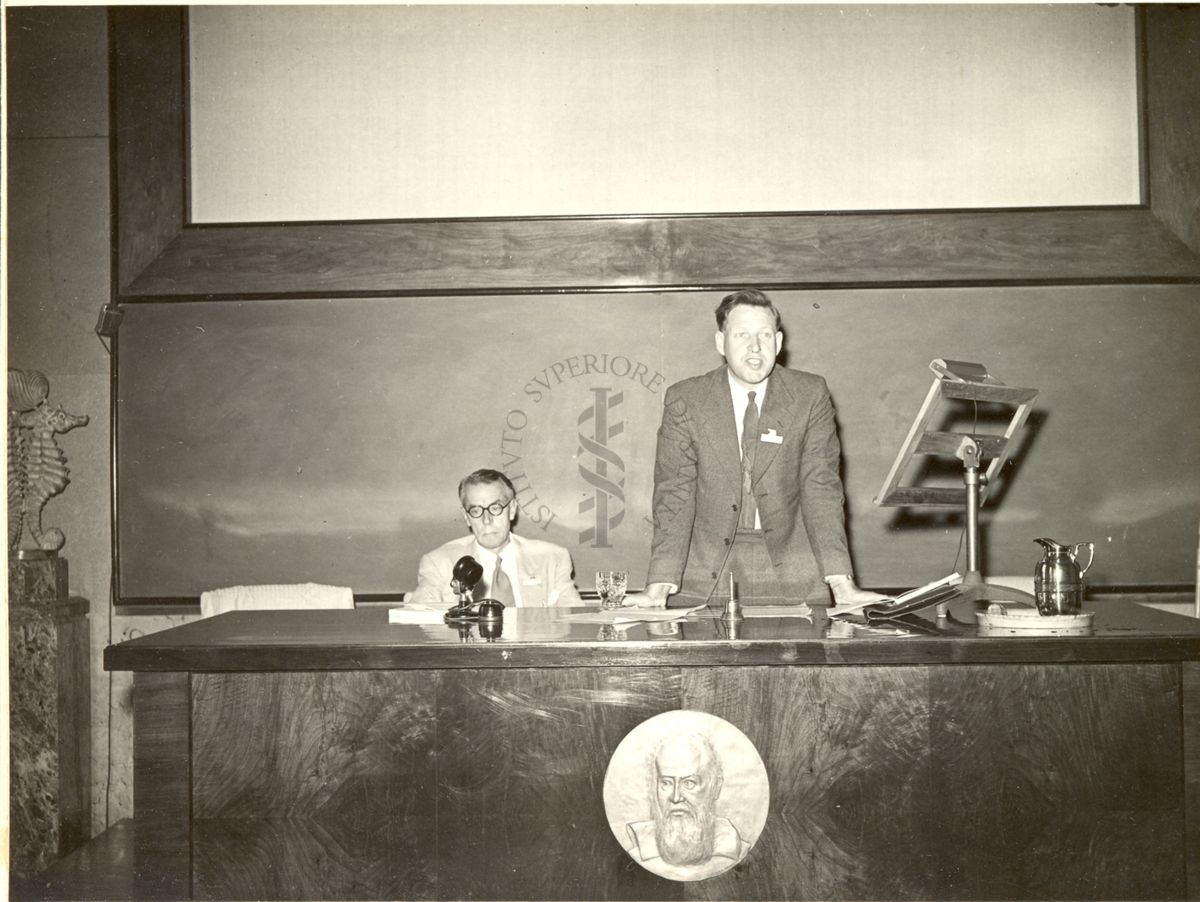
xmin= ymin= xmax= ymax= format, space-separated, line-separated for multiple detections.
xmin=939 ymin=437 xmax=1037 ymax=618
xmin=873 ymin=361 xmax=1040 ymax=620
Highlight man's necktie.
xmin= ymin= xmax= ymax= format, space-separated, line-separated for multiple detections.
xmin=740 ymin=390 xmax=759 ymax=530
xmin=491 ymin=556 xmax=516 ymax=606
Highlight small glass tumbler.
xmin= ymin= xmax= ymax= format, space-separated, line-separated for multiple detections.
xmin=596 ymin=570 xmax=628 ymax=610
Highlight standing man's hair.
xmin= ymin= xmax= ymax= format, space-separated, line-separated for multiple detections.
xmin=457 ymin=468 xmax=516 ymax=506
xmin=714 ymin=288 xmax=783 ymax=332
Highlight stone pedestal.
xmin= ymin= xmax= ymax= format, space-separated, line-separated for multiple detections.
xmin=9 ymin=552 xmax=91 ymax=879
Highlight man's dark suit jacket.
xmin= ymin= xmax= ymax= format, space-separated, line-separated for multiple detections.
xmin=647 ymin=365 xmax=853 ymax=605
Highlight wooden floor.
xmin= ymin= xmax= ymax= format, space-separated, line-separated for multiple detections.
xmin=10 ymin=820 xmax=173 ymax=902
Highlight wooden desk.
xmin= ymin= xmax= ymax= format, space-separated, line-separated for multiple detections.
xmin=86 ymin=602 xmax=1200 ymax=900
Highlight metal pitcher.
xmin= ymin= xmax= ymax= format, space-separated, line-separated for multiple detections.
xmin=1033 ymin=537 xmax=1094 ymax=615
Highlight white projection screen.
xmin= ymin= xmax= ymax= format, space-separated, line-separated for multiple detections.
xmin=188 ymin=4 xmax=1140 ymax=222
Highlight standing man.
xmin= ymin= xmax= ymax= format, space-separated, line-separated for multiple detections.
xmin=409 ymin=468 xmax=582 ymax=607
xmin=642 ymin=289 xmax=880 ymax=608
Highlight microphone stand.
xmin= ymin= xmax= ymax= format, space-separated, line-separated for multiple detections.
xmin=446 ymin=578 xmax=475 ymax=619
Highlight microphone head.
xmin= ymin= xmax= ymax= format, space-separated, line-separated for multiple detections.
xmin=452 ymin=555 xmax=484 ymax=591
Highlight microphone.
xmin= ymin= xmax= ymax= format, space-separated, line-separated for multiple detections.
xmin=446 ymin=555 xmax=486 ymax=620
xmin=451 ymin=555 xmax=484 ymax=598
xmin=445 ymin=554 xmax=505 ymax=625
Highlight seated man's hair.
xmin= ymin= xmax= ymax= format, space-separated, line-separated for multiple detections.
xmin=715 ymin=288 xmax=783 ymax=332
xmin=458 ymin=468 xmax=517 ymax=506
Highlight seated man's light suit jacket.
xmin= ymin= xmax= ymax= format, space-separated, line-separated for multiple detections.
xmin=408 ymin=533 xmax=583 ymax=607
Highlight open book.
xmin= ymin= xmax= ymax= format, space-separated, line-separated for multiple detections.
xmin=829 ymin=573 xmax=963 ymax=622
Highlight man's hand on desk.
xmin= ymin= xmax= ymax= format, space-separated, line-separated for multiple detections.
xmin=825 ymin=574 xmax=888 ymax=607
xmin=619 ymin=582 xmax=672 ymax=608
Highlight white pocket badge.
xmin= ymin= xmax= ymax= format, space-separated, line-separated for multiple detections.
xmin=760 ymin=429 xmax=783 ymax=444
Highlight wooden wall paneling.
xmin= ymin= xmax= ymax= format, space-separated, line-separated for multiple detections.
xmin=928 ymin=663 xmax=1184 ymax=901
xmin=1183 ymin=661 xmax=1199 ymax=901
xmin=679 ymin=665 xmax=935 ymax=902
xmin=128 ymin=217 xmax=671 ymax=297
xmin=193 ymin=817 xmax=397 ymax=902
xmin=1145 ymin=6 xmax=1200 ymax=256
xmin=122 ymin=209 xmax=1200 ymax=300
xmin=432 ymin=666 xmax=685 ymax=902
xmin=190 ymin=671 xmax=440 ymax=900
xmin=132 ymin=672 xmax=190 ymax=825
xmin=55 ymin=597 xmax=92 ymax=856
xmin=110 ymin=7 xmax=186 ymax=294
xmin=659 ymin=209 xmax=1199 ymax=286
xmin=131 ymin=671 xmax=191 ymax=900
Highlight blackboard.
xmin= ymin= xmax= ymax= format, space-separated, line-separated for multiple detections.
xmin=115 ymin=286 xmax=1200 ymax=602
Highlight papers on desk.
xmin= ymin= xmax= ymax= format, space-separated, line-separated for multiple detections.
xmin=388 ymin=603 xmax=712 ymax=626
xmin=564 ymin=604 xmax=708 ymax=625
xmin=741 ymin=603 xmax=813 ymax=620
xmin=388 ymin=604 xmax=450 ymax=625
xmin=829 ymin=573 xmax=963 ymax=621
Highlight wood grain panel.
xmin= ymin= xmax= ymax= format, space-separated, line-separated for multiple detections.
xmin=1184 ymin=661 xmax=1200 ymax=900
xmin=928 ymin=663 xmax=1184 ymax=900
xmin=192 ymin=672 xmax=436 ymax=833
xmin=432 ymin=666 xmax=684 ymax=901
xmin=132 ymin=672 xmax=190 ymax=825
xmin=121 ymin=209 xmax=1200 ymax=300
xmin=102 ymin=605 xmax=1200 ymax=673
xmin=191 ymin=671 xmax=441 ymax=898
xmin=128 ymin=217 xmax=669 ymax=297
xmin=110 ymin=7 xmax=187 ymax=293
xmin=131 ymin=672 xmax=191 ymax=900
xmin=680 ymin=666 xmax=935 ymax=902
xmin=55 ymin=598 xmax=91 ymax=855
xmin=192 ymin=816 xmax=429 ymax=902
xmin=664 ymin=209 xmax=1199 ymax=285
xmin=60 ymin=658 xmax=1200 ymax=899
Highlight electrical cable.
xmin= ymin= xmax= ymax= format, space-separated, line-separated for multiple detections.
xmin=105 ymin=573 xmax=114 ymax=828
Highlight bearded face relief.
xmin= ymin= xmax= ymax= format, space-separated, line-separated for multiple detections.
xmin=603 ymin=711 xmax=769 ymax=882
xmin=653 ymin=733 xmax=723 ymax=866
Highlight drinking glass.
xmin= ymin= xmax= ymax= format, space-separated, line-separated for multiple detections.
xmin=596 ymin=570 xmax=628 ymax=609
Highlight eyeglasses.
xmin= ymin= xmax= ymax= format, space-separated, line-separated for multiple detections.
xmin=464 ymin=499 xmax=513 ymax=519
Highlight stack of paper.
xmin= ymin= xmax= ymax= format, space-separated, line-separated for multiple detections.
xmin=388 ymin=604 xmax=450 ymax=625
xmin=563 ymin=604 xmax=708 ymax=625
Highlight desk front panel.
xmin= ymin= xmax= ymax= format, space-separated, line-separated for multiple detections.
xmin=134 ymin=661 xmax=1187 ymax=901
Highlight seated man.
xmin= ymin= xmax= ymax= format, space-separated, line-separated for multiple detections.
xmin=408 ymin=468 xmax=582 ymax=607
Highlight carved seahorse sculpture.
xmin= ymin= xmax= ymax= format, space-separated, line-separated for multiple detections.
xmin=7 ymin=369 xmax=88 ymax=553
xmin=9 ymin=369 xmax=49 ymax=550
xmin=8 ymin=414 xmax=30 ymax=550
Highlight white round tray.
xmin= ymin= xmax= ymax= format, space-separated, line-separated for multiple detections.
xmin=977 ymin=604 xmax=1093 ymax=631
